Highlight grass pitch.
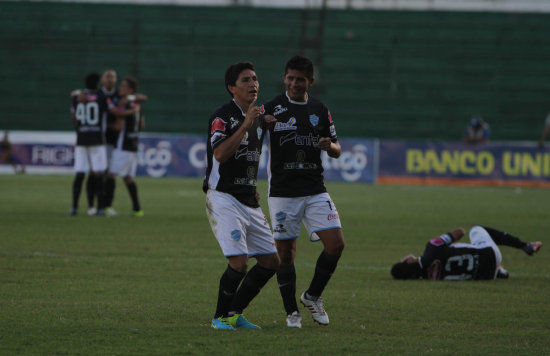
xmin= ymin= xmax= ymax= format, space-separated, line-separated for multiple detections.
xmin=1 ymin=175 xmax=548 ymax=355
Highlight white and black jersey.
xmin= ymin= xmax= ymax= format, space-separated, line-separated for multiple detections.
xmin=71 ymin=89 xmax=107 ymax=146
xmin=203 ymin=99 xmax=266 ymax=208
xmin=102 ymin=88 xmax=120 ymax=146
xmin=419 ymin=234 xmax=497 ymax=280
xmin=112 ymin=100 xmax=141 ymax=152
xmin=261 ymin=92 xmax=338 ymax=197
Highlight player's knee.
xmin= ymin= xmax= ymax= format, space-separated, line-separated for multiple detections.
xmin=326 ymin=239 xmax=345 ymax=256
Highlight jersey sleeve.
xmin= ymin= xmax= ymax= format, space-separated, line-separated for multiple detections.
xmin=326 ymin=108 xmax=338 ymax=142
xmin=420 ymin=233 xmax=453 ymax=273
xmin=209 ymin=113 xmax=229 ymax=150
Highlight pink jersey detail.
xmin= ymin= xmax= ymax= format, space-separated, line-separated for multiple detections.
xmin=430 ymin=237 xmax=444 ymax=246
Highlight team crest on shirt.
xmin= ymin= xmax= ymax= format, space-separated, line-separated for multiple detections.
xmin=275 ymin=211 xmax=286 ymax=222
xmin=309 ymin=114 xmax=319 ymax=127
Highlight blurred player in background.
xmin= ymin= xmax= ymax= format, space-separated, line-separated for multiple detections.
xmin=463 ymin=115 xmax=490 ymax=144
xmin=261 ymin=55 xmax=344 ymax=328
xmin=105 ymin=77 xmax=144 ymax=217
xmin=203 ymin=62 xmax=279 ymax=330
xmin=70 ymin=73 xmax=108 ymax=216
xmin=391 ymin=226 xmax=542 ymax=280
xmin=0 ymin=131 xmax=25 ymax=174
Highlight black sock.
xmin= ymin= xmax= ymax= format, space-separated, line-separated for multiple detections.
xmin=94 ymin=173 xmax=106 ymax=210
xmin=277 ymin=264 xmax=298 ymax=315
xmin=229 ymin=264 xmax=276 ymax=315
xmin=72 ymin=173 xmax=85 ymax=209
xmin=105 ymin=176 xmax=116 ymax=208
xmin=85 ymin=174 xmax=95 ymax=208
xmin=483 ymin=226 xmax=527 ymax=249
xmin=214 ymin=265 xmax=245 ymax=319
xmin=306 ymin=250 xmax=341 ymax=298
xmin=126 ymin=181 xmax=141 ymax=211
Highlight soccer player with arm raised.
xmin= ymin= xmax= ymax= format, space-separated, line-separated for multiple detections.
xmin=203 ymin=62 xmax=279 ymax=330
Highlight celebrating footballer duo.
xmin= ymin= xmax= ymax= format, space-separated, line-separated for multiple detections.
xmin=204 ymin=56 xmax=345 ymax=330
xmin=70 ymin=69 xmax=147 ymax=217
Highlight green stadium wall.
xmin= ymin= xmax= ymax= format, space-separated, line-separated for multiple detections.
xmin=1 ymin=1 xmax=550 ymax=140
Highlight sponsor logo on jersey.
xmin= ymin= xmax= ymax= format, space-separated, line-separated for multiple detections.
xmin=274 ymin=117 xmax=297 ymax=132
xmin=274 ymin=223 xmax=287 ymax=233
xmin=231 ymin=229 xmax=241 ymax=241
xmin=273 ymin=104 xmax=288 ymax=116
xmin=279 ymin=131 xmax=318 ymax=147
xmin=229 ymin=117 xmax=240 ymax=129
xmin=234 ymin=147 xmax=261 ymax=162
xmin=257 ymin=127 xmax=263 ymax=140
xmin=309 ymin=114 xmax=319 ymax=127
xmin=211 ymin=117 xmax=227 ymax=134
xmin=330 ymin=125 xmax=336 ymax=137
xmin=241 ymin=131 xmax=249 ymax=145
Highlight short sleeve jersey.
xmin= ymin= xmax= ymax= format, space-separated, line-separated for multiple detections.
xmin=202 ymin=100 xmax=266 ymax=208
xmin=261 ymin=92 xmax=338 ymax=197
xmin=109 ymin=99 xmax=141 ymax=152
xmin=71 ymin=90 xmax=107 ymax=146
xmin=102 ymin=88 xmax=120 ymax=145
xmin=419 ymin=234 xmax=497 ymax=280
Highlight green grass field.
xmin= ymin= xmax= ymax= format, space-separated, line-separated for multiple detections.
xmin=1 ymin=175 xmax=548 ymax=355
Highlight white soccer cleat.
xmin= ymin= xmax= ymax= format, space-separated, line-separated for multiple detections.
xmin=286 ymin=311 xmax=302 ymax=328
xmin=105 ymin=207 xmax=117 ymax=217
xmin=87 ymin=207 xmax=97 ymax=216
xmin=300 ymin=292 xmax=329 ymax=325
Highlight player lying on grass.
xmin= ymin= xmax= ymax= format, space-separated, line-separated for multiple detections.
xmin=391 ymin=225 xmax=542 ymax=280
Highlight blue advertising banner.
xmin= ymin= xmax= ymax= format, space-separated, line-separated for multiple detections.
xmin=379 ymin=140 xmax=550 ymax=185
xmin=1 ymin=131 xmax=377 ymax=183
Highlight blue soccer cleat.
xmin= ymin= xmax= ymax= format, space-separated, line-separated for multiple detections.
xmin=211 ymin=317 xmax=235 ymax=330
xmin=228 ymin=314 xmax=261 ymax=329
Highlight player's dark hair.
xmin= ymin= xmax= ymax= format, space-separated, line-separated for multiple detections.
xmin=285 ymin=55 xmax=314 ymax=80
xmin=85 ymin=73 xmax=100 ymax=90
xmin=122 ymin=77 xmax=138 ymax=92
xmin=225 ymin=62 xmax=255 ymax=97
xmin=391 ymin=261 xmax=422 ymax=280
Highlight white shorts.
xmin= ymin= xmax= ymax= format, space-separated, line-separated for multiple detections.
xmin=74 ymin=145 xmax=107 ymax=173
xmin=206 ymin=189 xmax=276 ymax=257
xmin=109 ymin=149 xmax=137 ymax=177
xmin=268 ymin=192 xmax=342 ymax=242
xmin=453 ymin=225 xmax=503 ymax=278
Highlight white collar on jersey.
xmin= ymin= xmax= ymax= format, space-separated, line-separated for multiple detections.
xmin=232 ymin=99 xmax=247 ymax=117
xmin=285 ymin=91 xmax=308 ymax=105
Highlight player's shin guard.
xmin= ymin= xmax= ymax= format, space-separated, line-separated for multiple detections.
xmin=229 ymin=264 xmax=275 ymax=315
xmin=214 ymin=265 xmax=245 ymax=319
xmin=105 ymin=176 xmax=116 ymax=207
xmin=72 ymin=172 xmax=85 ymax=209
xmin=277 ymin=264 xmax=298 ymax=315
xmin=126 ymin=181 xmax=141 ymax=211
xmin=483 ymin=226 xmax=527 ymax=249
xmin=85 ymin=174 xmax=95 ymax=208
xmin=306 ymin=250 xmax=341 ymax=298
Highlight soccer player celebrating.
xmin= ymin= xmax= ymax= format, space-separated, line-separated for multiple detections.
xmin=391 ymin=226 xmax=542 ymax=280
xmin=105 ymin=77 xmax=144 ymax=217
xmin=261 ymin=55 xmax=345 ymax=328
xmin=70 ymin=73 xmax=108 ymax=216
xmin=203 ymin=62 xmax=279 ymax=330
